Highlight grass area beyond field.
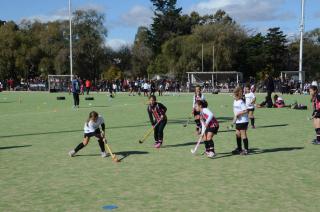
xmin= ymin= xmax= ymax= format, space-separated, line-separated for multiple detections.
xmin=0 ymin=91 xmax=319 ymax=212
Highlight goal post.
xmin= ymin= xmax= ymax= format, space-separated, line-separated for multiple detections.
xmin=48 ymin=75 xmax=72 ymax=92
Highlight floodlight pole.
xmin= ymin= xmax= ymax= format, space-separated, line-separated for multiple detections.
xmin=298 ymin=0 xmax=305 ymax=88
xmin=212 ymin=45 xmax=215 ymax=72
xmin=69 ymin=0 xmax=73 ymax=81
xmin=201 ymin=43 xmax=204 ymax=72
xmin=212 ymin=44 xmax=215 ymax=89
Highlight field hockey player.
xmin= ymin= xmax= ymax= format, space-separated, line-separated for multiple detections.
xmin=195 ymin=100 xmax=219 ymax=158
xmin=192 ymin=86 xmax=206 ymax=134
xmin=68 ymin=111 xmax=108 ymax=157
xmin=147 ymin=95 xmax=167 ymax=148
xmin=309 ymin=85 xmax=320 ymax=145
xmin=232 ymin=87 xmax=250 ymax=155
xmin=245 ymin=84 xmax=256 ymax=128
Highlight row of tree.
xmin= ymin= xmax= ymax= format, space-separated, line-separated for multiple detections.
xmin=0 ymin=0 xmax=319 ymax=82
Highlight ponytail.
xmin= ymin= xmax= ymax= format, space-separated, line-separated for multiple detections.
xmin=87 ymin=111 xmax=99 ymax=126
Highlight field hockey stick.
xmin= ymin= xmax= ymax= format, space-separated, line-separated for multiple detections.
xmin=183 ymin=115 xmax=193 ymax=127
xmin=138 ymin=119 xmax=162 ymax=144
xmin=191 ymin=127 xmax=206 ymax=154
xmin=103 ymin=138 xmax=120 ymax=162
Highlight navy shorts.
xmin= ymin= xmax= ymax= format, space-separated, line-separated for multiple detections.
xmin=247 ymin=108 xmax=255 ymax=112
xmin=84 ymin=129 xmax=101 ymax=138
xmin=235 ymin=122 xmax=249 ymax=130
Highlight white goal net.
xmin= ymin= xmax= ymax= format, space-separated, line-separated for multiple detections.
xmin=187 ymin=72 xmax=243 ymax=92
xmin=48 ymin=75 xmax=72 ymax=92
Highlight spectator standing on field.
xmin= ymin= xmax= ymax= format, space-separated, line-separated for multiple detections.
xmin=72 ymin=75 xmax=81 ymax=108
xmin=265 ymin=74 xmax=275 ymax=105
xmin=85 ymin=79 xmax=91 ymax=95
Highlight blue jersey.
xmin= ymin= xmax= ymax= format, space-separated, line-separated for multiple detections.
xmin=72 ymin=79 xmax=80 ymax=93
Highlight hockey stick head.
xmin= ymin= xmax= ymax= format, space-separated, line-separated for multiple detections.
xmin=112 ymin=156 xmax=121 ymax=163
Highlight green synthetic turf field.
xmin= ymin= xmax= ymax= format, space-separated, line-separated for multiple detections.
xmin=0 ymin=92 xmax=319 ymax=212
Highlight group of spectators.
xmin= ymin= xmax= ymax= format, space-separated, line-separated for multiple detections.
xmin=0 ymin=75 xmax=318 ymax=95
xmin=0 ymin=77 xmax=47 ymax=91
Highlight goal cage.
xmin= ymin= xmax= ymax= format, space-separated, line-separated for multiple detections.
xmin=186 ymin=72 xmax=243 ymax=93
xmin=280 ymin=71 xmax=305 ymax=83
xmin=48 ymin=75 xmax=72 ymax=92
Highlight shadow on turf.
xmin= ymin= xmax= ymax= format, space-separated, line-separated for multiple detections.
xmin=76 ymin=151 xmax=149 ymax=162
xmin=0 ymin=101 xmax=16 ymax=103
xmin=0 ymin=145 xmax=32 ymax=150
xmin=211 ymin=147 xmax=304 ymax=159
xmin=80 ymin=105 xmax=110 ymax=108
xmin=1 ymin=120 xmax=209 ymax=138
xmin=219 ymin=123 xmax=289 ymax=133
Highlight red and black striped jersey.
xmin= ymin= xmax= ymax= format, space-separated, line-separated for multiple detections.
xmin=148 ymin=102 xmax=167 ymax=124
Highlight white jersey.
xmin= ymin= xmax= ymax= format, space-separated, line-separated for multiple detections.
xmin=84 ymin=116 xmax=105 ymax=133
xmin=245 ymin=92 xmax=255 ymax=109
xmin=143 ymin=83 xmax=149 ymax=90
xmin=233 ymin=99 xmax=249 ymax=124
xmin=192 ymin=94 xmax=205 ymax=108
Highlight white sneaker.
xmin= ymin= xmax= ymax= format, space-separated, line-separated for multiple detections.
xmin=101 ymin=152 xmax=108 ymax=158
xmin=68 ymin=150 xmax=76 ymax=157
xmin=206 ymin=151 xmax=215 ymax=158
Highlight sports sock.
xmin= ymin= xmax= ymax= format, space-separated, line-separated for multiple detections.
xmin=236 ymin=136 xmax=242 ymax=150
xmin=98 ymin=139 xmax=105 ymax=152
xmin=208 ymin=139 xmax=214 ymax=152
xmin=195 ymin=119 xmax=201 ymax=130
xmin=250 ymin=118 xmax=255 ymax=126
xmin=204 ymin=140 xmax=209 ymax=151
xmin=316 ymin=128 xmax=320 ymax=142
xmin=243 ymin=138 xmax=249 ymax=150
xmin=74 ymin=142 xmax=85 ymax=153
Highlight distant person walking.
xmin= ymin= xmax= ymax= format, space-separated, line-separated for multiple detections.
xmin=85 ymin=79 xmax=91 ymax=95
xmin=72 ymin=75 xmax=80 ymax=108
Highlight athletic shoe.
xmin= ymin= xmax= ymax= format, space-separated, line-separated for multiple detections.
xmin=154 ymin=142 xmax=162 ymax=148
xmin=312 ymin=140 xmax=320 ymax=145
xmin=101 ymin=152 xmax=108 ymax=158
xmin=240 ymin=149 xmax=248 ymax=155
xmin=68 ymin=150 xmax=76 ymax=157
xmin=205 ymin=151 xmax=215 ymax=158
xmin=231 ymin=148 xmax=242 ymax=155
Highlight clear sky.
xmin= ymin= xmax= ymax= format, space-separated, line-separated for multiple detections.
xmin=1 ymin=0 xmax=319 ymax=50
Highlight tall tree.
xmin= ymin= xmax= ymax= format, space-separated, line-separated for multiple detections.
xmin=73 ymin=9 xmax=108 ymax=80
xmin=149 ymin=0 xmax=182 ymax=54
xmin=132 ymin=26 xmax=153 ymax=77
xmin=0 ymin=21 xmax=20 ymax=79
xmin=264 ymin=27 xmax=288 ymax=76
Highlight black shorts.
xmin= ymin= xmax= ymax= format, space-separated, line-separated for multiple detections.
xmin=205 ymin=126 xmax=219 ymax=135
xmin=193 ymin=110 xmax=200 ymax=116
xmin=247 ymin=108 xmax=255 ymax=112
xmin=84 ymin=128 xmax=101 ymax=138
xmin=235 ymin=122 xmax=248 ymax=130
xmin=313 ymin=111 xmax=320 ymax=119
